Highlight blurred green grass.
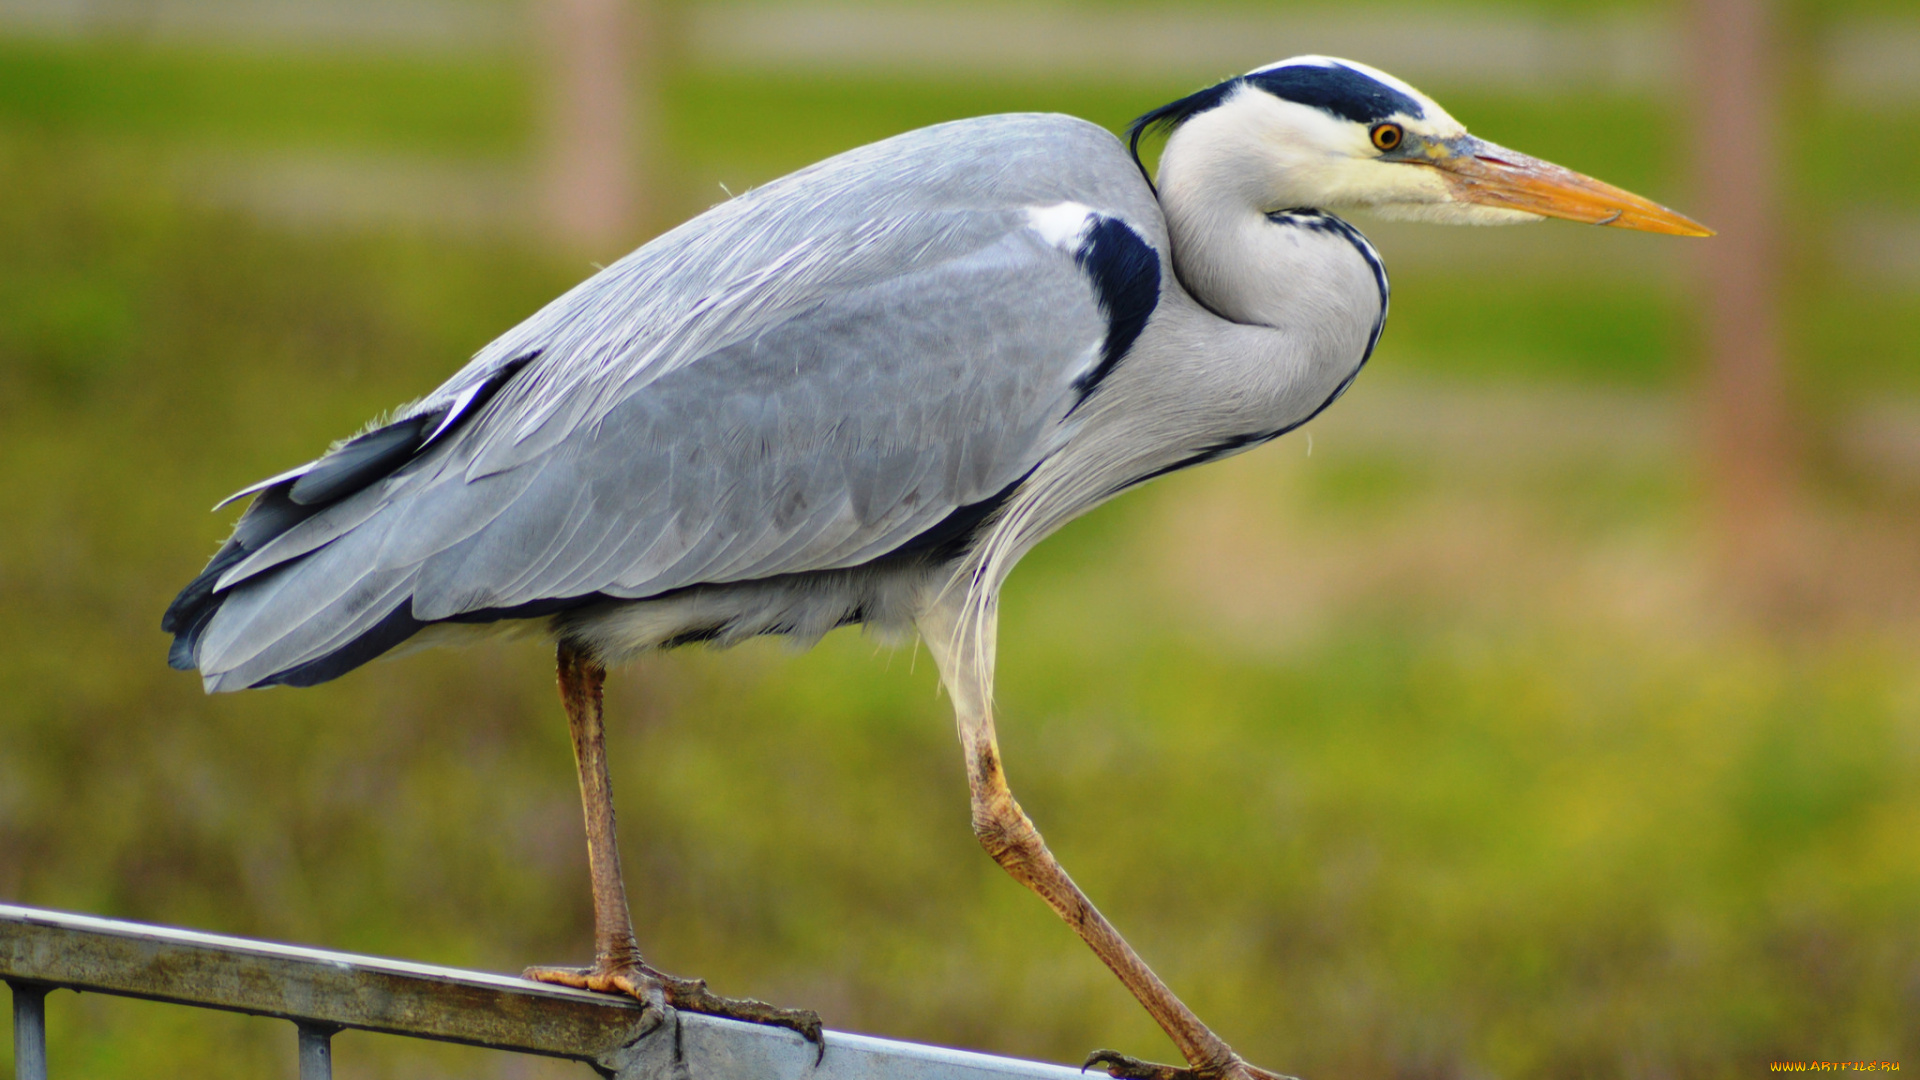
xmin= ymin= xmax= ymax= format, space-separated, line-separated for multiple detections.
xmin=1 ymin=22 xmax=1917 ymax=1080
xmin=0 ymin=38 xmax=530 ymax=154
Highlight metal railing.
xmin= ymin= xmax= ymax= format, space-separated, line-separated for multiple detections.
xmin=1 ymin=904 xmax=1085 ymax=1080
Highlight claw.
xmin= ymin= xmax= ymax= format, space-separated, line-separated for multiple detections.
xmin=652 ymin=970 xmax=825 ymax=1061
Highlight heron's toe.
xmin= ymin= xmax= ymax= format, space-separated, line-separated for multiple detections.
xmin=655 ymin=973 xmax=825 ymax=1057
xmin=1085 ymin=1050 xmax=1190 ymax=1080
xmin=524 ymin=961 xmax=823 ymax=1058
xmin=1083 ymin=1050 xmax=1298 ymax=1080
xmin=523 ymin=963 xmax=668 ymax=1010
xmin=521 ymin=963 xmax=594 ymax=988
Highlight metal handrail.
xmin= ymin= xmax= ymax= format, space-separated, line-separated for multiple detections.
xmin=1 ymin=904 xmax=1087 ymax=1080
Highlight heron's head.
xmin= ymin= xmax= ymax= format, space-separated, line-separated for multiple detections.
xmin=1131 ymin=56 xmax=1710 ymax=236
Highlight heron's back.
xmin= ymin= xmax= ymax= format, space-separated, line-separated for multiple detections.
xmin=165 ymin=113 xmax=1169 ymax=690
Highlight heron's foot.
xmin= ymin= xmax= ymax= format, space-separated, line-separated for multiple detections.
xmin=525 ymin=962 xmax=824 ymax=1057
xmin=1084 ymin=1050 xmax=1299 ymax=1080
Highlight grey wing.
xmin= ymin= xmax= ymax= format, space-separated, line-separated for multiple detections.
xmin=403 ymin=215 xmax=1107 ymax=612
xmin=180 ymin=210 xmax=1152 ymax=690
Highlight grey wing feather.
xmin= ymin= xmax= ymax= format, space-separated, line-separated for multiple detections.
xmin=188 ymin=114 xmax=1164 ymax=689
xmin=409 ymin=218 xmax=1101 ymax=615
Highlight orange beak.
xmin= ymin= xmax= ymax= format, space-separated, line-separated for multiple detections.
xmin=1434 ymin=139 xmax=1713 ymax=237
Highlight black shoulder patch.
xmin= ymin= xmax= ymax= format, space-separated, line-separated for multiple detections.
xmin=1245 ymin=63 xmax=1425 ymax=125
xmin=1071 ymin=216 xmax=1161 ymax=402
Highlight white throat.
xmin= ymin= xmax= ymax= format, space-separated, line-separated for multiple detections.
xmin=1154 ymin=96 xmax=1387 ymax=336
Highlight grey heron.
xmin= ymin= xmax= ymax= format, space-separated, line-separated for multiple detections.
xmin=163 ymin=56 xmax=1707 ymax=1080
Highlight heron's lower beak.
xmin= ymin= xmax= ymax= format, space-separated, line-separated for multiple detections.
xmin=1435 ymin=139 xmax=1713 ymax=237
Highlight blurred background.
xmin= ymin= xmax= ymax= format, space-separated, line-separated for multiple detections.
xmin=0 ymin=0 xmax=1916 ymax=1075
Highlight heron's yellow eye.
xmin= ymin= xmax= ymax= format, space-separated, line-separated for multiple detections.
xmin=1370 ymin=123 xmax=1404 ymax=152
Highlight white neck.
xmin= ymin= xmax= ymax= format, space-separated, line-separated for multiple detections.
xmin=1155 ymin=102 xmax=1384 ymax=344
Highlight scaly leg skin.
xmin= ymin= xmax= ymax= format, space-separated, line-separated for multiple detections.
xmin=918 ymin=602 xmax=1298 ymax=1080
xmin=524 ymin=643 xmax=824 ymax=1055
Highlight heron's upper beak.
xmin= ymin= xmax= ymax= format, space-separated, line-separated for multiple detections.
xmin=1427 ymin=137 xmax=1713 ymax=237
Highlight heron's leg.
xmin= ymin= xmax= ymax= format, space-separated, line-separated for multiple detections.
xmin=524 ymin=642 xmax=823 ymax=1050
xmin=562 ymin=642 xmax=641 ymax=971
xmin=917 ymin=603 xmax=1293 ymax=1080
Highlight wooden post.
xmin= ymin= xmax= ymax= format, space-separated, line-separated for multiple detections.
xmin=539 ymin=0 xmax=651 ymax=252
xmin=1688 ymin=0 xmax=1795 ymax=581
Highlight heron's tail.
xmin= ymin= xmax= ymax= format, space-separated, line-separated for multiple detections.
xmin=163 ymin=357 xmax=541 ymax=691
xmin=162 ymin=469 xmax=432 ymax=692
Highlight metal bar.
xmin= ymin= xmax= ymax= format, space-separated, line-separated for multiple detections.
xmin=9 ymin=980 xmax=49 ymax=1080
xmin=0 ymin=904 xmax=647 ymax=1059
xmin=605 ymin=1011 xmax=1091 ymax=1080
xmin=0 ymin=904 xmax=1090 ymax=1080
xmin=297 ymin=1021 xmax=339 ymax=1080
